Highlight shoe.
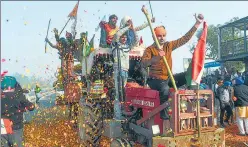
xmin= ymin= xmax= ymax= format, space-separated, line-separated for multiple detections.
xmin=224 ymin=121 xmax=231 ymax=126
xmin=236 ymin=133 xmax=246 ymax=136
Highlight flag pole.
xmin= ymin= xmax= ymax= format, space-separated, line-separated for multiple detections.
xmin=59 ymin=18 xmax=71 ymax=37
xmin=196 ymin=83 xmax=201 ymax=138
xmin=148 ymin=0 xmax=154 ymax=19
xmin=59 ymin=0 xmax=79 ymax=37
xmin=45 ymin=19 xmax=51 ymax=53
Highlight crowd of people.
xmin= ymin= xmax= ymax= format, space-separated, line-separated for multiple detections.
xmin=201 ymin=69 xmax=248 ymax=136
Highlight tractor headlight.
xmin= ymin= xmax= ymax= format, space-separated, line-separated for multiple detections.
xmin=152 ymin=125 xmax=160 ymax=135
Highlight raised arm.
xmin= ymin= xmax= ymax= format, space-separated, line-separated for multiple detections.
xmin=134 ymin=18 xmax=155 ymax=32
xmin=112 ymin=26 xmax=130 ymax=43
xmin=134 ymin=22 xmax=149 ymax=32
xmin=54 ymin=28 xmax=60 ymax=42
xmin=168 ymin=25 xmax=197 ymax=50
xmin=169 ymin=14 xmax=203 ymax=50
xmin=129 ymin=30 xmax=139 ymax=49
xmin=99 ymin=21 xmax=107 ymax=29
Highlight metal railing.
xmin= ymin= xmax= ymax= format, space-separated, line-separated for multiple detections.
xmin=220 ymin=37 xmax=248 ymax=59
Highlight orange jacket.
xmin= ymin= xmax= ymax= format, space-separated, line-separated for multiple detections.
xmin=142 ymin=26 xmax=197 ymax=80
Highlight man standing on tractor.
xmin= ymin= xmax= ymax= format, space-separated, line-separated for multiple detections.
xmin=119 ymin=15 xmax=155 ymax=47
xmin=45 ymin=28 xmax=67 ymax=84
xmin=141 ymin=14 xmax=204 ymax=123
xmin=112 ymin=24 xmax=139 ymax=85
xmin=112 ymin=15 xmax=155 ymax=85
xmin=64 ymin=31 xmax=78 ymax=79
xmin=111 ymin=20 xmax=138 ymax=120
xmin=99 ymin=14 xmax=119 ymax=48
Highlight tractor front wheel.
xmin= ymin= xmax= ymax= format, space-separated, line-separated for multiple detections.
xmin=78 ymin=101 xmax=103 ymax=146
xmin=110 ymin=138 xmax=132 ymax=147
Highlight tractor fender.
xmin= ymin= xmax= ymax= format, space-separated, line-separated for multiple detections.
xmin=110 ymin=138 xmax=132 ymax=147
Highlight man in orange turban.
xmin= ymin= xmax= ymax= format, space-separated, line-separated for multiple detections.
xmin=141 ymin=13 xmax=204 ymax=121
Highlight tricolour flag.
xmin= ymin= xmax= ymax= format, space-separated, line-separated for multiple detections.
xmin=68 ymin=1 xmax=79 ymax=18
xmin=68 ymin=1 xmax=79 ymax=38
xmin=191 ymin=21 xmax=208 ymax=84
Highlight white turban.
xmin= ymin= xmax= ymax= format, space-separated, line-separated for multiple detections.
xmin=120 ymin=16 xmax=132 ymax=29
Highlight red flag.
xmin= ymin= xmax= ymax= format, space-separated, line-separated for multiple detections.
xmin=157 ymin=144 xmax=166 ymax=147
xmin=1 ymin=70 xmax=8 ymax=77
xmin=68 ymin=1 xmax=79 ymax=18
xmin=1 ymin=119 xmax=13 ymax=134
xmin=139 ymin=36 xmax=143 ymax=45
xmin=192 ymin=22 xmax=208 ymax=84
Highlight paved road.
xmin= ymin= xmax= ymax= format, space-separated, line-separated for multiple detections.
xmin=23 ymin=90 xmax=56 ymax=123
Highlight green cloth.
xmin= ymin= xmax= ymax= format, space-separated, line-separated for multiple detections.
xmin=1 ymin=76 xmax=17 ymax=90
xmin=82 ymin=33 xmax=95 ymax=57
xmin=35 ymin=86 xmax=41 ymax=93
xmin=185 ymin=61 xmax=193 ymax=87
xmin=185 ymin=61 xmax=199 ymax=90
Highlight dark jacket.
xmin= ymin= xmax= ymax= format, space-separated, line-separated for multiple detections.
xmin=233 ymin=84 xmax=248 ymax=107
xmin=244 ymin=74 xmax=248 ymax=86
xmin=1 ymin=83 xmax=35 ymax=130
xmin=216 ymin=85 xmax=232 ymax=105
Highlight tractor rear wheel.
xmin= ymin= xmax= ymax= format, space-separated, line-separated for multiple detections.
xmin=78 ymin=101 xmax=103 ymax=146
xmin=110 ymin=138 xmax=132 ymax=147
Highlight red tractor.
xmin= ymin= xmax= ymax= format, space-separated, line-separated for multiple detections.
xmin=110 ymin=87 xmax=225 ymax=147
xmin=77 ymin=43 xmax=225 ymax=146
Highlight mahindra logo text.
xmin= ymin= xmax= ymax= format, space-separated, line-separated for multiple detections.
xmin=131 ymin=99 xmax=155 ymax=107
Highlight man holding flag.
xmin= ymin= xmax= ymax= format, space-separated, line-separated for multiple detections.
xmin=78 ymin=32 xmax=95 ymax=58
xmin=76 ymin=31 xmax=95 ymax=83
xmin=141 ymin=14 xmax=205 ymax=120
xmin=45 ymin=1 xmax=80 ymax=81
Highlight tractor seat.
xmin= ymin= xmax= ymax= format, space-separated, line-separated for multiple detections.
xmin=125 ymin=82 xmax=150 ymax=89
xmin=126 ymin=78 xmax=148 ymax=88
xmin=125 ymin=82 xmax=142 ymax=88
